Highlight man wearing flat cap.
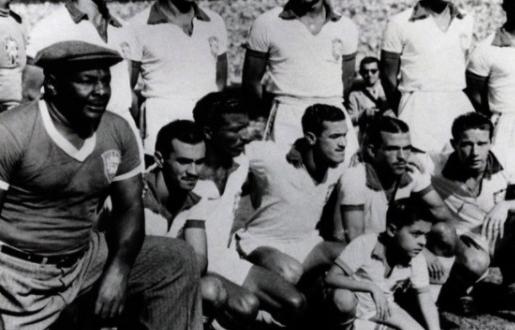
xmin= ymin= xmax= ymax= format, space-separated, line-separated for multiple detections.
xmin=0 ymin=41 xmax=202 ymax=330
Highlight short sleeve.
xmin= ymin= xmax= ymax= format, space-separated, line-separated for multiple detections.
xmin=346 ymin=91 xmax=361 ymax=121
xmin=117 ymin=19 xmax=142 ymax=62
xmin=125 ymin=19 xmax=145 ymax=64
xmin=381 ymin=19 xmax=404 ymax=54
xmin=247 ymin=14 xmax=271 ymax=53
xmin=410 ymin=169 xmax=432 ymax=196
xmin=467 ymin=43 xmax=492 ymax=78
xmin=144 ymin=209 xmax=169 ymax=236
xmin=410 ymin=253 xmax=430 ymax=292
xmin=212 ymin=13 xmax=228 ymax=55
xmin=334 ymin=234 xmax=377 ymax=274
xmin=340 ymin=18 xmax=359 ymax=56
xmin=340 ymin=164 xmax=367 ymax=209
xmin=112 ymin=117 xmax=142 ymax=181
xmin=0 ymin=122 xmax=23 ymax=190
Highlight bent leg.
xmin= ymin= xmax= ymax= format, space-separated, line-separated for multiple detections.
xmin=121 ymin=236 xmax=202 ymax=330
xmin=247 ymin=247 xmax=304 ymax=285
xmin=328 ymin=288 xmax=357 ymax=326
xmin=371 ymin=303 xmax=424 ymax=330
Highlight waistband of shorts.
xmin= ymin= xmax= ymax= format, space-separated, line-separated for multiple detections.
xmin=0 ymin=241 xmax=86 ymax=267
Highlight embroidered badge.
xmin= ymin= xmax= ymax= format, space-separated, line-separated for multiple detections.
xmin=3 ymin=36 xmax=19 ymax=66
xmin=208 ymin=36 xmax=220 ymax=57
xmin=331 ymin=38 xmax=344 ymax=62
xmin=101 ymin=150 xmax=121 ymax=181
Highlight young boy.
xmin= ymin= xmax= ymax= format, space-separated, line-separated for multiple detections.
xmin=325 ymin=199 xmax=440 ymax=330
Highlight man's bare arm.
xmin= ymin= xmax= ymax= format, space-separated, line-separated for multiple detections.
xmin=342 ymin=53 xmax=357 ymax=97
xmin=380 ymin=50 xmax=401 ymax=114
xmin=465 ymin=71 xmax=489 ymax=115
xmin=95 ymin=174 xmax=144 ymax=319
xmin=22 ymin=58 xmax=44 ymax=102
xmin=216 ymin=53 xmax=228 ymax=91
xmin=242 ymin=49 xmax=268 ymax=117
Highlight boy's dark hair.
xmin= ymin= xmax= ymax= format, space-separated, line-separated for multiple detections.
xmin=364 ymin=116 xmax=410 ymax=148
xmin=386 ymin=198 xmax=433 ymax=228
xmin=451 ymin=112 xmax=494 ymax=141
xmin=301 ymin=104 xmax=345 ymax=136
xmin=155 ymin=120 xmax=204 ymax=158
xmin=359 ymin=56 xmax=380 ymax=72
xmin=193 ymin=87 xmax=248 ymax=128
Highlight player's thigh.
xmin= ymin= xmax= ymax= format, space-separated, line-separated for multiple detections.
xmin=247 ymin=246 xmax=303 ymax=284
xmin=302 ymin=241 xmax=346 ymax=272
xmin=372 ymin=303 xmax=424 ymax=330
xmin=214 ymin=275 xmax=260 ymax=319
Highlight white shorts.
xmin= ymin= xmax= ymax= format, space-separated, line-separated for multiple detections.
xmin=491 ymin=112 xmax=515 ymax=181
xmin=398 ymin=91 xmax=473 ymax=153
xmin=236 ymin=231 xmax=324 ymax=264
xmin=264 ymin=96 xmax=359 ymax=167
xmin=208 ymin=246 xmax=252 ymax=286
xmin=143 ymin=97 xmax=197 ymax=154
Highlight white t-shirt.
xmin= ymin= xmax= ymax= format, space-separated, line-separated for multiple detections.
xmin=247 ymin=7 xmax=358 ymax=99
xmin=129 ymin=4 xmax=227 ymax=102
xmin=382 ymin=3 xmax=473 ymax=92
xmin=467 ymin=29 xmax=515 ymax=114
xmin=27 ymin=6 xmax=139 ymax=117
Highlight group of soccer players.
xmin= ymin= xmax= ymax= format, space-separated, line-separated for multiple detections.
xmin=0 ymin=0 xmax=515 ymax=329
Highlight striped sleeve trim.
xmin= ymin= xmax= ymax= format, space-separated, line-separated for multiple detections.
xmin=184 ymin=219 xmax=206 ymax=229
xmin=244 ymin=47 xmax=268 ymax=58
xmin=413 ymin=285 xmax=430 ymax=294
xmin=412 ymin=185 xmax=433 ymax=198
xmin=341 ymin=204 xmax=364 ymax=211
xmin=0 ymin=180 xmax=8 ymax=190
xmin=342 ymin=51 xmax=357 ymax=62
xmin=334 ymin=258 xmax=354 ymax=276
xmin=112 ymin=166 xmax=142 ymax=182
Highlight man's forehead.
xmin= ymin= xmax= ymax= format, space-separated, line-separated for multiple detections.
xmin=171 ymin=139 xmax=206 ymax=156
xmin=458 ymin=128 xmax=490 ymax=141
xmin=380 ymin=131 xmax=410 ymax=145
xmin=322 ymin=119 xmax=347 ymax=133
xmin=219 ymin=112 xmax=249 ymax=125
xmin=362 ymin=62 xmax=379 ymax=69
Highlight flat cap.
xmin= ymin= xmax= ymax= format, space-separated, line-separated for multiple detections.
xmin=34 ymin=40 xmax=123 ymax=71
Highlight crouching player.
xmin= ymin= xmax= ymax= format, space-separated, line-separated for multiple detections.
xmin=325 ymin=199 xmax=440 ymax=330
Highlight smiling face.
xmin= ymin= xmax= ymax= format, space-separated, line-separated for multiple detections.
xmin=50 ymin=67 xmax=111 ymax=133
xmin=373 ymin=132 xmax=412 ymax=177
xmin=162 ymin=139 xmax=206 ymax=192
xmin=452 ymin=128 xmax=491 ymax=175
xmin=314 ymin=120 xmax=347 ymax=167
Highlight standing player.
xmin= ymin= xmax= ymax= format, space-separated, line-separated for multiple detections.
xmin=236 ymin=104 xmax=349 ymax=287
xmin=130 ymin=0 xmax=228 ymax=154
xmin=0 ymin=0 xmax=26 ymax=111
xmin=242 ymin=0 xmax=359 ymax=157
xmin=0 ymin=41 xmax=201 ymax=330
xmin=381 ymin=0 xmax=474 ymax=153
xmin=466 ymin=0 xmax=515 ymax=175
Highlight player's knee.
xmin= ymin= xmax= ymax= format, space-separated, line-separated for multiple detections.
xmin=458 ymin=249 xmax=490 ymax=279
xmin=278 ymin=260 xmax=303 ymax=284
xmin=428 ymin=222 xmax=458 ymax=257
xmin=332 ymin=289 xmax=357 ymax=317
xmin=233 ymin=292 xmax=260 ymax=319
xmin=201 ymin=276 xmax=227 ymax=308
xmin=283 ymin=291 xmax=306 ymax=313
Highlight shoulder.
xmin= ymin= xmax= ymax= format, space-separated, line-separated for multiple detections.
xmin=193 ymin=179 xmax=220 ymax=200
xmin=335 ymin=15 xmax=357 ymax=29
xmin=388 ymin=8 xmax=414 ymax=24
xmin=0 ymin=101 xmax=39 ymax=132
xmin=345 ymin=233 xmax=379 ymax=254
xmin=128 ymin=7 xmax=152 ymax=26
xmin=254 ymin=7 xmax=283 ymax=25
xmin=33 ymin=6 xmax=69 ymax=28
xmin=98 ymin=112 xmax=135 ymax=143
xmin=200 ymin=7 xmax=224 ymax=23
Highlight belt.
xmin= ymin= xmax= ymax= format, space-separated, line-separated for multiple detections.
xmin=0 ymin=245 xmax=86 ymax=267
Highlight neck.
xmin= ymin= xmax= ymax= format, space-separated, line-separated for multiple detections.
xmin=302 ymin=147 xmax=329 ymax=183
xmin=373 ymin=164 xmax=399 ymax=190
xmin=291 ymin=0 xmax=325 ymax=17
xmin=205 ymin=142 xmax=234 ymax=169
xmin=47 ymin=98 xmax=95 ymax=139
xmin=421 ymin=0 xmax=448 ymax=14
xmin=159 ymin=0 xmax=194 ymax=15
xmin=382 ymin=236 xmax=410 ymax=267
xmin=158 ymin=170 xmax=189 ymax=214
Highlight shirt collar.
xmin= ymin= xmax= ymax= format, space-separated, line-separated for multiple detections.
xmin=0 ymin=7 xmax=22 ymax=24
xmin=371 ymin=235 xmax=388 ymax=264
xmin=365 ymin=163 xmax=413 ymax=192
xmin=409 ymin=1 xmax=465 ymax=22
xmin=442 ymin=151 xmax=503 ymax=181
xmin=491 ymin=27 xmax=515 ymax=48
xmin=279 ymin=0 xmax=341 ymax=22
xmin=147 ymin=2 xmax=210 ymax=25
xmin=65 ymin=1 xmax=121 ymax=27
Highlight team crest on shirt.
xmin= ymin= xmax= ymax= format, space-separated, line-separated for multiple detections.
xmin=208 ymin=36 xmax=220 ymax=58
xmin=119 ymin=41 xmax=131 ymax=59
xmin=101 ymin=150 xmax=121 ymax=181
xmin=331 ymin=38 xmax=345 ymax=62
xmin=493 ymin=188 xmax=506 ymax=204
xmin=3 ymin=37 xmax=20 ymax=66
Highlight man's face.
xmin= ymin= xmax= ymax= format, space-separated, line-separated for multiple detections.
xmin=360 ymin=62 xmax=380 ymax=87
xmin=373 ymin=132 xmax=411 ymax=176
xmin=162 ymin=139 xmax=206 ymax=192
xmin=53 ymin=67 xmax=111 ymax=130
xmin=315 ymin=120 xmax=347 ymax=167
xmin=503 ymin=0 xmax=515 ymax=21
xmin=392 ymin=220 xmax=431 ymax=259
xmin=211 ymin=113 xmax=250 ymax=158
xmin=452 ymin=128 xmax=491 ymax=175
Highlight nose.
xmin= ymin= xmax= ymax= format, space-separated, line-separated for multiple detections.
xmin=418 ymin=235 xmax=427 ymax=247
xmin=186 ymin=162 xmax=198 ymax=176
xmin=239 ymin=127 xmax=252 ymax=143
xmin=338 ymin=135 xmax=347 ymax=149
xmin=93 ymin=81 xmax=110 ymax=97
xmin=397 ymin=148 xmax=407 ymax=160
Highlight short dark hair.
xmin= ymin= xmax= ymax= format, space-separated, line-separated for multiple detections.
xmin=359 ymin=56 xmax=380 ymax=72
xmin=193 ymin=87 xmax=248 ymax=128
xmin=155 ymin=120 xmax=204 ymax=158
xmin=387 ymin=198 xmax=433 ymax=229
xmin=364 ymin=116 xmax=410 ymax=147
xmin=451 ymin=112 xmax=494 ymax=141
xmin=301 ymin=104 xmax=345 ymax=136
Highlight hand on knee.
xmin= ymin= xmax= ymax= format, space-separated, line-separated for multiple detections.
xmin=229 ymin=292 xmax=260 ymax=319
xmin=457 ymin=248 xmax=490 ymax=280
xmin=332 ymin=289 xmax=357 ymax=318
xmin=277 ymin=260 xmax=303 ymax=284
xmin=201 ymin=276 xmax=228 ymax=309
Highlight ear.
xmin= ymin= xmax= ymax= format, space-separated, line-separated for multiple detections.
xmin=365 ymin=143 xmax=377 ymax=160
xmin=203 ymin=126 xmax=213 ymax=141
xmin=154 ymin=151 xmax=164 ymax=168
xmin=44 ymin=73 xmax=58 ymax=98
xmin=386 ymin=223 xmax=397 ymax=238
xmin=304 ymin=131 xmax=317 ymax=146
